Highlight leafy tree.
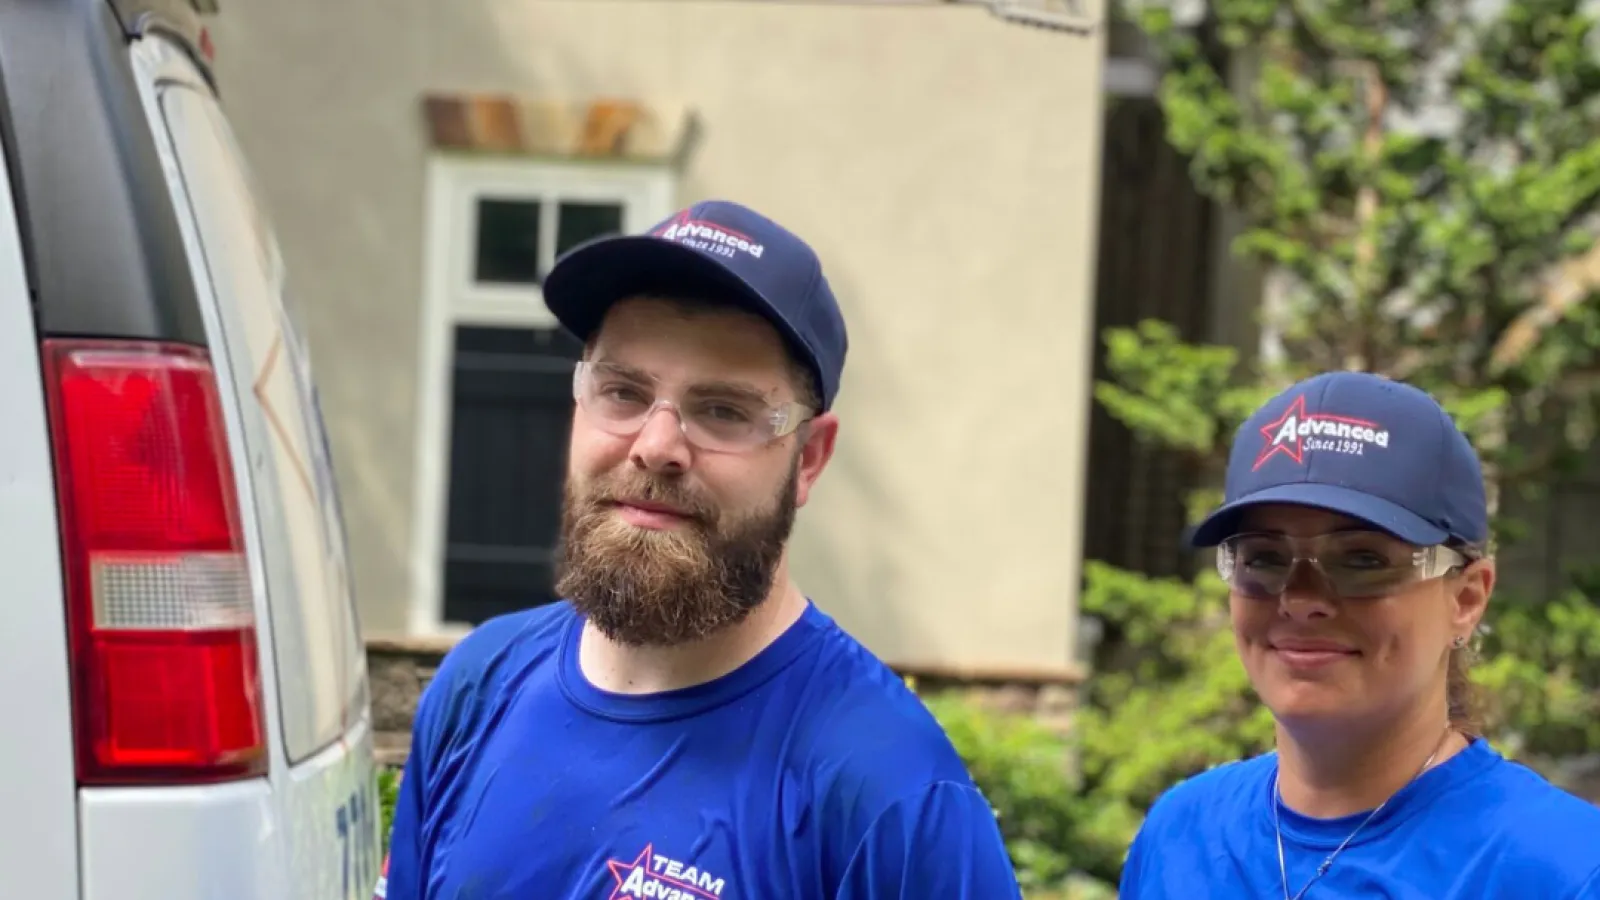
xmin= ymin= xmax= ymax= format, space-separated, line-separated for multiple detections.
xmin=1062 ymin=0 xmax=1600 ymax=888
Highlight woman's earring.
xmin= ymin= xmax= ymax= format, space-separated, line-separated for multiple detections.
xmin=1452 ymin=636 xmax=1467 ymax=649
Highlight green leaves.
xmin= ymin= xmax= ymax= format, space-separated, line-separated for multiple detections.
xmin=377 ymin=766 xmax=400 ymax=855
xmin=1474 ymin=582 xmax=1600 ymax=757
xmin=1092 ymin=320 xmax=1268 ymax=455
xmin=920 ymin=690 xmax=1088 ymax=890
xmin=1131 ymin=0 xmax=1600 ymax=384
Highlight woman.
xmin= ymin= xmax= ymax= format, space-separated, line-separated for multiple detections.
xmin=1118 ymin=371 xmax=1600 ymax=899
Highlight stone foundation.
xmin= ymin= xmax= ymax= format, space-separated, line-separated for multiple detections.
xmin=899 ymin=674 xmax=1080 ymax=736
xmin=368 ymin=636 xmax=456 ymax=766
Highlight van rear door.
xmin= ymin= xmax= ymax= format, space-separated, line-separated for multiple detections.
xmin=131 ymin=32 xmax=381 ymax=899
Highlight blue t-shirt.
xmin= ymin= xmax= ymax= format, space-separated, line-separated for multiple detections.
xmin=1120 ymin=737 xmax=1600 ymax=899
xmin=378 ymin=601 xmax=1021 ymax=900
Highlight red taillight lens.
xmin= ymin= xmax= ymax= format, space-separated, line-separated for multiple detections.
xmin=43 ymin=339 xmax=266 ymax=784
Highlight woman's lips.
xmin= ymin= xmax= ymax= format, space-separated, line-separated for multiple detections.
xmin=1271 ymin=639 xmax=1360 ymax=669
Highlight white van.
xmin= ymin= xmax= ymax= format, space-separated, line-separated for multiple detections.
xmin=0 ymin=0 xmax=381 ymax=897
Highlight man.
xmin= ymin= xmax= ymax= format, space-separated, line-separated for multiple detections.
xmin=378 ymin=200 xmax=1021 ymax=899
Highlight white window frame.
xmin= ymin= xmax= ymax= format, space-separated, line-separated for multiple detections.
xmin=408 ymin=155 xmax=676 ymax=635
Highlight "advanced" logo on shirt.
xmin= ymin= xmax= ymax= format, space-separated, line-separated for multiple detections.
xmin=607 ymin=844 xmax=726 ymax=899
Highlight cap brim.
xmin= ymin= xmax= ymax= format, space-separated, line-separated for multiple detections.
xmin=1188 ymin=482 xmax=1449 ymax=548
xmin=542 ymin=236 xmax=817 ymax=391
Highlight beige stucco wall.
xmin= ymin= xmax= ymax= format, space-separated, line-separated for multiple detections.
xmin=207 ymin=0 xmax=1106 ymax=675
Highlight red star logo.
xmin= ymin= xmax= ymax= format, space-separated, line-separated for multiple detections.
xmin=606 ymin=846 xmax=653 ymax=900
xmin=605 ymin=845 xmax=718 ymax=900
xmin=1252 ymin=395 xmax=1381 ymax=471
xmin=651 ymin=212 xmax=692 ymax=238
xmin=1254 ymin=395 xmax=1309 ymax=470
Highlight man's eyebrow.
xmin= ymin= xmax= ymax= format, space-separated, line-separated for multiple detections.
xmin=589 ymin=359 xmax=653 ymax=382
xmin=589 ymin=359 xmax=777 ymax=403
xmin=687 ymin=379 xmax=774 ymax=404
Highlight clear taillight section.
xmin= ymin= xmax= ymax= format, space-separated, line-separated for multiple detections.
xmin=42 ymin=339 xmax=265 ymax=784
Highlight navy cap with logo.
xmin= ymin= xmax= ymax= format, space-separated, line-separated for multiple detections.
xmin=541 ymin=199 xmax=849 ymax=411
xmin=1189 ymin=371 xmax=1488 ymax=549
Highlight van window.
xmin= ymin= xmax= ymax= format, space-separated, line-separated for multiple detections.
xmin=157 ymin=82 xmax=366 ymax=763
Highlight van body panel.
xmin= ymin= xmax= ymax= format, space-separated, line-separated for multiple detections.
xmin=0 ymin=89 xmax=79 ymax=900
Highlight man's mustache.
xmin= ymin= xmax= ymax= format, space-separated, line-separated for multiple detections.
xmin=584 ymin=473 xmax=719 ymax=524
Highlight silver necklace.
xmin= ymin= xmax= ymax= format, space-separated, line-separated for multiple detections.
xmin=1273 ymin=727 xmax=1452 ymax=900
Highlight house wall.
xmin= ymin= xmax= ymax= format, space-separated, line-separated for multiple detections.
xmin=206 ymin=0 xmax=1108 ymax=675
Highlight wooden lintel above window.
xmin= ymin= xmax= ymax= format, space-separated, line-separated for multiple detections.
xmin=420 ymin=92 xmax=699 ymax=167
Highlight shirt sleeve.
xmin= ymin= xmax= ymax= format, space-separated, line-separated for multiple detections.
xmin=371 ymin=632 xmax=481 ymax=899
xmin=370 ymin=612 xmax=534 ymax=900
xmin=1117 ymin=822 xmax=1149 ymax=898
xmin=374 ymin=689 xmax=441 ymax=900
xmin=835 ymin=780 xmax=1023 ymax=900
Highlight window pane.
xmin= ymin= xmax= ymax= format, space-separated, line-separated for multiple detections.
xmin=474 ymin=198 xmax=542 ymax=285
xmin=556 ymin=201 xmax=624 ymax=258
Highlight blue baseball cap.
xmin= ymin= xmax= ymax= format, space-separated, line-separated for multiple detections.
xmin=1188 ymin=371 xmax=1489 ymax=548
xmin=541 ymin=199 xmax=849 ymax=411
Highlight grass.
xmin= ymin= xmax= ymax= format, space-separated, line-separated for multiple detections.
xmin=377 ymin=766 xmax=401 ymax=855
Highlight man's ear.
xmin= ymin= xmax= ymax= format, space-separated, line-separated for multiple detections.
xmin=793 ymin=413 xmax=838 ymax=509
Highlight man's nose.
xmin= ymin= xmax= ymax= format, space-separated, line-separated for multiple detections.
xmin=629 ymin=405 xmax=693 ymax=473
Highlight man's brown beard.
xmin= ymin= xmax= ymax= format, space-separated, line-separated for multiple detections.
xmin=554 ymin=460 xmax=798 ymax=647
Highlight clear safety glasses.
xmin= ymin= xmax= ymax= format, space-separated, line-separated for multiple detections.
xmin=572 ymin=360 xmax=812 ymax=453
xmin=1217 ymin=531 xmax=1470 ymax=600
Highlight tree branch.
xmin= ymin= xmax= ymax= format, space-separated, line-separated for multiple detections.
xmin=1488 ymin=246 xmax=1600 ymax=375
xmin=1351 ymin=46 xmax=1389 ymax=370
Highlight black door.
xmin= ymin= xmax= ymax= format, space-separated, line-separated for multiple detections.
xmin=441 ymin=325 xmax=584 ymax=624
xmin=1082 ymin=97 xmax=1217 ymax=580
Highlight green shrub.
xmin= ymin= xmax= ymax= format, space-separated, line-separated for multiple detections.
xmin=1471 ymin=571 xmax=1600 ymax=759
xmin=377 ymin=765 xmax=401 ymax=856
xmin=919 ymin=688 xmax=1119 ymax=898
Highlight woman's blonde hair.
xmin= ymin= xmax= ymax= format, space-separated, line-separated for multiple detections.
xmin=1445 ymin=542 xmax=1489 ymax=736
xmin=1446 ymin=646 xmax=1482 ymax=735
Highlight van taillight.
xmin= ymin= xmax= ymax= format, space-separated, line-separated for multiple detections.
xmin=42 ymin=339 xmax=266 ymax=785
